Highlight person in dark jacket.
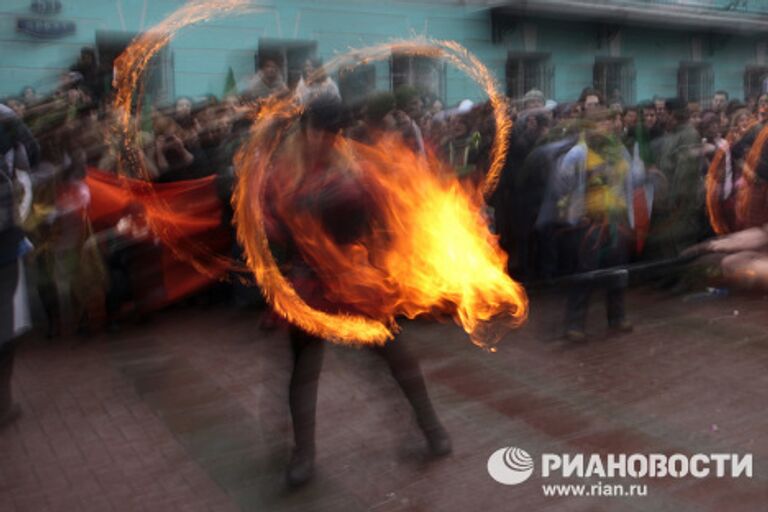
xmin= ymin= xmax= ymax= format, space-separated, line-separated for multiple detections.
xmin=0 ymin=104 xmax=36 ymax=427
xmin=264 ymin=96 xmax=451 ymax=487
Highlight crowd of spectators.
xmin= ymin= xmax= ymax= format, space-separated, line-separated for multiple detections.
xmin=3 ymin=46 xmax=768 ymax=345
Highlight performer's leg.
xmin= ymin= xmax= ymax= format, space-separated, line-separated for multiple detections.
xmin=375 ymin=338 xmax=451 ymax=456
xmin=286 ymin=326 xmax=324 ymax=485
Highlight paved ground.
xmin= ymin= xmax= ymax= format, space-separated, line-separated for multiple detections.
xmin=1 ymin=286 xmax=767 ymax=512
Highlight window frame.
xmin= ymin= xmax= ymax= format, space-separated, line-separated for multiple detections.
xmin=390 ymin=53 xmax=446 ymax=101
xmin=744 ymin=65 xmax=768 ymax=101
xmin=257 ymin=38 xmax=317 ymax=89
xmin=337 ymin=63 xmax=376 ymax=107
xmin=593 ymin=56 xmax=636 ymax=106
xmin=677 ymin=61 xmax=714 ymax=104
xmin=505 ymin=51 xmax=554 ymax=102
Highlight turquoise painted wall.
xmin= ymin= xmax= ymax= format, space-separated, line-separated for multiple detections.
xmin=0 ymin=0 xmax=765 ymax=106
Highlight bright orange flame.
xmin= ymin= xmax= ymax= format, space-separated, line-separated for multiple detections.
xmin=707 ymin=122 xmax=768 ymax=234
xmin=111 ymin=0 xmax=263 ymax=278
xmin=234 ymin=98 xmax=527 ymax=349
xmin=111 ymin=0 xmax=526 ymax=347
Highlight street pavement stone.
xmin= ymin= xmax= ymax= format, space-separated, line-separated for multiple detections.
xmin=0 ymin=287 xmax=766 ymax=511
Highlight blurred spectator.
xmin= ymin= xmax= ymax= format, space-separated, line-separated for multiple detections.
xmin=0 ymin=103 xmax=35 ymax=427
xmin=646 ymin=97 xmax=705 ymax=272
xmin=244 ymin=58 xmax=288 ymax=99
xmin=579 ymin=87 xmax=602 ymax=112
xmin=295 ymin=58 xmax=340 ymax=105
xmin=522 ymin=88 xmax=545 ymax=110
xmin=712 ymin=90 xmax=729 ymax=114
xmin=550 ymin=107 xmax=640 ymax=341
xmin=757 ymin=93 xmax=768 ymax=125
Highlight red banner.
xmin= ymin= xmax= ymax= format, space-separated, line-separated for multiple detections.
xmin=85 ymin=168 xmax=232 ymax=308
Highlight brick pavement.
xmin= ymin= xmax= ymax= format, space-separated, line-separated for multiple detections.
xmin=1 ymin=287 xmax=767 ymax=511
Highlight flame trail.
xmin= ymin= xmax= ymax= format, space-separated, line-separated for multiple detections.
xmin=113 ymin=1 xmax=527 ymax=347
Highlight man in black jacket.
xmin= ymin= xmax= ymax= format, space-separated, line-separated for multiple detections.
xmin=0 ymin=104 xmax=38 ymax=428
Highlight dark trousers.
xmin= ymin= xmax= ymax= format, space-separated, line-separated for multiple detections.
xmin=0 ymin=341 xmax=17 ymax=416
xmin=565 ymin=224 xmax=631 ymax=332
xmin=288 ymin=327 xmax=441 ymax=451
xmin=0 ymin=259 xmax=20 ymax=415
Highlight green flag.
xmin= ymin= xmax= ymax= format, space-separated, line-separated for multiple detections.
xmin=223 ymin=66 xmax=237 ymax=98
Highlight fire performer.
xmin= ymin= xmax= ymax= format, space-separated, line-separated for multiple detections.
xmin=263 ymin=95 xmax=451 ymax=487
xmin=685 ymin=224 xmax=768 ymax=290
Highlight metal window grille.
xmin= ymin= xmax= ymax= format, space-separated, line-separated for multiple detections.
xmin=744 ymin=66 xmax=768 ymax=100
xmin=593 ymin=57 xmax=635 ymax=105
xmin=390 ymin=54 xmax=446 ymax=101
xmin=506 ymin=52 xmax=554 ymax=101
xmin=338 ymin=64 xmax=376 ymax=106
xmin=677 ymin=62 xmax=714 ymax=104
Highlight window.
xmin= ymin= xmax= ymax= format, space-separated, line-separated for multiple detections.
xmin=593 ymin=57 xmax=635 ymax=105
xmin=338 ymin=64 xmax=375 ymax=106
xmin=677 ymin=62 xmax=713 ymax=104
xmin=391 ymin=54 xmax=445 ymax=100
xmin=506 ymin=52 xmax=553 ymax=101
xmin=257 ymin=39 xmax=317 ymax=89
xmin=744 ymin=66 xmax=768 ymax=100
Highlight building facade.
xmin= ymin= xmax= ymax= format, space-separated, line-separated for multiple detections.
xmin=1 ymin=0 xmax=768 ymax=107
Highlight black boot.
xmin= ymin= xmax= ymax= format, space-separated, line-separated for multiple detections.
xmin=287 ymin=329 xmax=324 ymax=487
xmin=286 ymin=445 xmax=315 ymax=487
xmin=422 ymin=423 xmax=452 ymax=457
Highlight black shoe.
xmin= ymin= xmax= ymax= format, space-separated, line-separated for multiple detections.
xmin=424 ymin=425 xmax=452 ymax=457
xmin=565 ymin=329 xmax=587 ymax=343
xmin=608 ymin=320 xmax=634 ymax=334
xmin=0 ymin=403 xmax=21 ymax=430
xmin=286 ymin=447 xmax=315 ymax=487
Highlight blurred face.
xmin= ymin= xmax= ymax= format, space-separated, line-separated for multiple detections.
xmin=712 ymin=93 xmax=728 ymax=112
xmin=451 ymin=118 xmax=468 ymax=138
xmin=176 ymin=98 xmax=192 ymax=117
xmin=703 ymin=119 xmax=721 ymax=140
xmin=623 ymin=110 xmax=638 ymax=130
xmin=736 ymin=113 xmax=751 ymax=135
xmin=690 ymin=110 xmax=702 ymax=130
xmin=592 ymin=118 xmax=614 ymax=136
xmin=643 ymin=108 xmax=657 ymax=129
xmin=655 ymin=100 xmax=667 ymax=123
xmin=262 ymin=60 xmax=279 ymax=82
xmin=758 ymin=95 xmax=768 ymax=123
xmin=524 ymin=98 xmax=544 ymax=110
xmin=584 ymin=95 xmax=600 ymax=111
xmin=613 ymin=113 xmax=624 ymax=134
xmin=406 ymin=97 xmax=423 ymax=120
